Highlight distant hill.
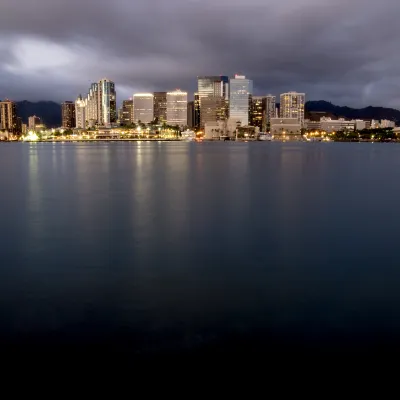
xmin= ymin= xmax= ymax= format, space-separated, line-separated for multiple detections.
xmin=305 ymin=101 xmax=400 ymax=122
xmin=16 ymin=101 xmax=61 ymax=127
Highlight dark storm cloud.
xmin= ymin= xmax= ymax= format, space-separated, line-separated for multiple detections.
xmin=1 ymin=0 xmax=400 ymax=108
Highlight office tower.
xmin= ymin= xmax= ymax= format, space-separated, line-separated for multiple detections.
xmin=265 ymin=95 xmax=276 ymax=129
xmin=250 ymin=96 xmax=265 ymax=130
xmin=197 ymin=76 xmax=229 ymax=127
xmin=194 ymin=93 xmax=200 ymax=130
xmin=98 ymin=78 xmax=116 ymax=126
xmin=62 ymin=101 xmax=76 ymax=129
xmin=121 ymin=100 xmax=134 ymax=125
xmin=201 ymin=96 xmax=228 ymax=126
xmin=280 ymin=92 xmax=305 ymax=127
xmin=153 ymin=92 xmax=167 ymax=123
xmin=22 ymin=124 xmax=28 ymax=135
xmin=28 ymin=115 xmax=41 ymax=130
xmin=0 ymin=100 xmax=18 ymax=133
xmin=187 ymin=101 xmax=195 ymax=128
xmin=166 ymin=90 xmax=188 ymax=126
xmin=229 ymin=75 xmax=253 ymax=126
xmin=133 ymin=93 xmax=154 ymax=124
xmin=86 ymin=83 xmax=99 ymax=125
xmin=75 ymin=95 xmax=86 ymax=129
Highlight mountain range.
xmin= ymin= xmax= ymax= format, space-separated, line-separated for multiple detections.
xmin=14 ymin=100 xmax=400 ymax=128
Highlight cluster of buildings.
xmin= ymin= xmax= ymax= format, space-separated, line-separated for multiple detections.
xmin=58 ymin=75 xmax=307 ymax=140
xmin=1 ymin=74 xmax=397 ymax=141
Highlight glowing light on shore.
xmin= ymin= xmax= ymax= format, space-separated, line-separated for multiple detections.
xmin=23 ymin=131 xmax=39 ymax=142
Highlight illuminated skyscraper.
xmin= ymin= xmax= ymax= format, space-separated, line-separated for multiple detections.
xmin=121 ymin=99 xmax=134 ymax=125
xmin=28 ymin=115 xmax=41 ymax=130
xmin=197 ymin=76 xmax=229 ymax=127
xmin=194 ymin=93 xmax=200 ymax=130
xmin=280 ymin=92 xmax=305 ymax=127
xmin=265 ymin=95 xmax=276 ymax=129
xmin=62 ymin=101 xmax=76 ymax=129
xmin=229 ymin=75 xmax=253 ymax=126
xmin=153 ymin=92 xmax=167 ymax=123
xmin=133 ymin=93 xmax=154 ymax=124
xmin=0 ymin=100 xmax=18 ymax=133
xmin=250 ymin=96 xmax=265 ymax=130
xmin=98 ymin=78 xmax=117 ymax=126
xmin=75 ymin=95 xmax=86 ymax=129
xmin=167 ymin=90 xmax=187 ymax=126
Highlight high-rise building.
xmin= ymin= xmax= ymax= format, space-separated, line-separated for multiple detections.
xmin=194 ymin=93 xmax=200 ymax=130
xmin=0 ymin=100 xmax=18 ymax=133
xmin=121 ymin=100 xmax=134 ymax=125
xmin=197 ymin=76 xmax=229 ymax=127
xmin=250 ymin=96 xmax=265 ymax=130
xmin=62 ymin=101 xmax=76 ymax=129
xmin=98 ymin=78 xmax=117 ymax=126
xmin=28 ymin=115 xmax=41 ymax=130
xmin=167 ymin=90 xmax=188 ymax=126
xmin=75 ymin=95 xmax=86 ymax=129
xmin=229 ymin=75 xmax=253 ymax=126
xmin=201 ymin=96 xmax=228 ymax=126
xmin=187 ymin=101 xmax=195 ymax=128
xmin=280 ymin=92 xmax=305 ymax=127
xmin=265 ymin=95 xmax=276 ymax=129
xmin=86 ymin=83 xmax=99 ymax=126
xmin=133 ymin=93 xmax=154 ymax=124
xmin=153 ymin=92 xmax=167 ymax=123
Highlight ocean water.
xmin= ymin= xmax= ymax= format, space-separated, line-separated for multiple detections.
xmin=1 ymin=141 xmax=400 ymax=356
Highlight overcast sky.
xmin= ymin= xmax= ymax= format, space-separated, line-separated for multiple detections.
xmin=1 ymin=0 xmax=400 ymax=108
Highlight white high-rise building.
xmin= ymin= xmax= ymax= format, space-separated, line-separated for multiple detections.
xmin=98 ymin=78 xmax=117 ymax=126
xmin=133 ymin=93 xmax=154 ymax=123
xmin=75 ymin=95 xmax=86 ymax=129
xmin=166 ymin=90 xmax=188 ymax=126
xmin=280 ymin=92 xmax=305 ymax=128
xmin=229 ymin=75 xmax=253 ymax=126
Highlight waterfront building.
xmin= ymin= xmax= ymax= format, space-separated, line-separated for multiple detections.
xmin=380 ymin=119 xmax=396 ymax=128
xmin=75 ymin=95 xmax=86 ymax=129
xmin=153 ymin=92 xmax=167 ymax=123
xmin=270 ymin=118 xmax=302 ymax=136
xmin=197 ymin=76 xmax=229 ymax=127
xmin=0 ymin=100 xmax=18 ymax=133
xmin=194 ymin=93 xmax=200 ymax=130
xmin=280 ymin=92 xmax=305 ymax=128
xmin=121 ymin=99 xmax=134 ymax=125
xmin=229 ymin=75 xmax=253 ymax=126
xmin=167 ymin=90 xmax=188 ymax=126
xmin=265 ymin=95 xmax=276 ymax=129
xmin=250 ymin=96 xmax=265 ymax=130
xmin=62 ymin=101 xmax=76 ymax=129
xmin=98 ymin=78 xmax=117 ymax=126
xmin=28 ymin=115 xmax=41 ymax=130
xmin=133 ymin=93 xmax=154 ymax=124
xmin=187 ymin=101 xmax=195 ymax=128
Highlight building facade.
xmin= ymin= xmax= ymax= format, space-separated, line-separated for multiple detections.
xmin=62 ymin=101 xmax=76 ymax=129
xmin=75 ymin=95 xmax=86 ymax=129
xmin=133 ymin=93 xmax=154 ymax=124
xmin=280 ymin=92 xmax=305 ymax=128
xmin=270 ymin=118 xmax=302 ymax=136
xmin=265 ymin=95 xmax=276 ymax=129
xmin=28 ymin=115 xmax=41 ymax=130
xmin=98 ymin=78 xmax=116 ymax=126
xmin=187 ymin=101 xmax=195 ymax=128
xmin=121 ymin=100 xmax=134 ymax=125
xmin=153 ymin=92 xmax=167 ymax=123
xmin=167 ymin=90 xmax=188 ymax=126
xmin=197 ymin=76 xmax=229 ymax=127
xmin=0 ymin=100 xmax=18 ymax=133
xmin=250 ymin=96 xmax=265 ymax=130
xmin=229 ymin=75 xmax=253 ymax=126
xmin=194 ymin=93 xmax=200 ymax=130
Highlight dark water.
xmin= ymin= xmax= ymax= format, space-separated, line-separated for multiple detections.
xmin=1 ymin=141 xmax=400 ymax=357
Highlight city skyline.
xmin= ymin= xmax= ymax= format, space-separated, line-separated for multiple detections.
xmin=1 ymin=0 xmax=400 ymax=109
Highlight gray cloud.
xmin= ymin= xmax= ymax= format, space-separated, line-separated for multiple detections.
xmin=1 ymin=0 xmax=400 ymax=108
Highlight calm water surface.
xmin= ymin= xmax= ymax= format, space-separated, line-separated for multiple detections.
xmin=1 ymin=141 xmax=400 ymax=355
